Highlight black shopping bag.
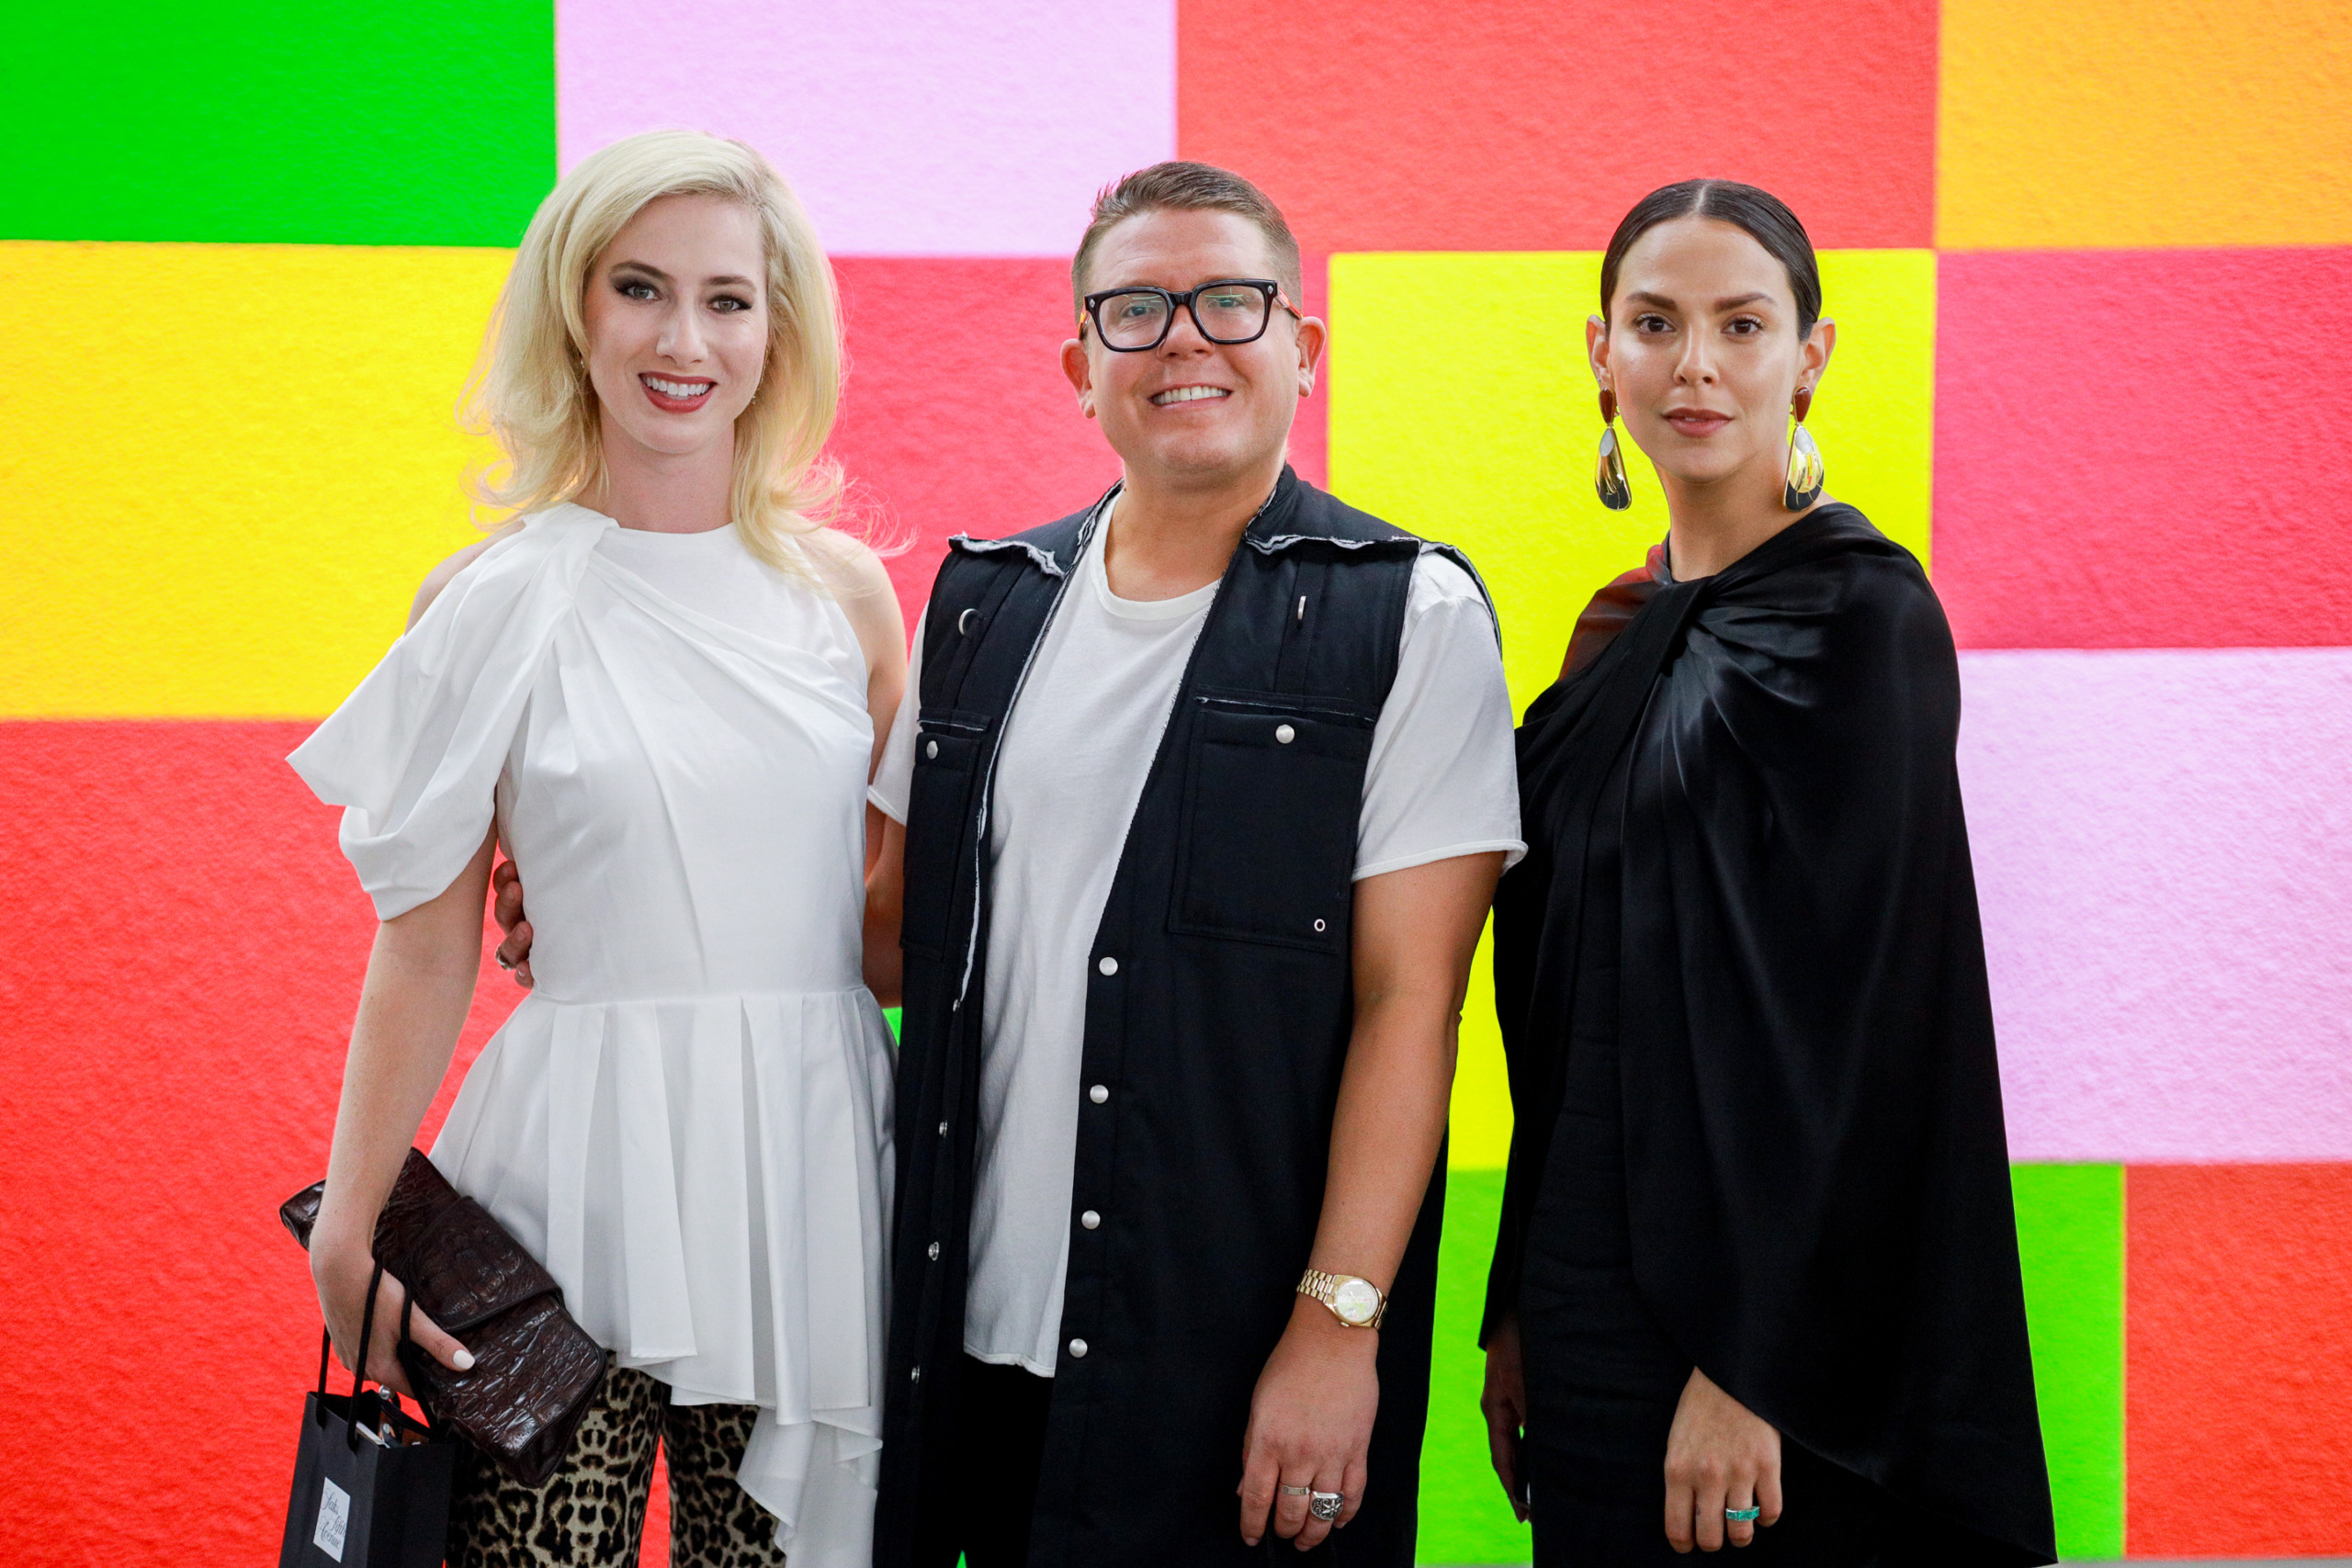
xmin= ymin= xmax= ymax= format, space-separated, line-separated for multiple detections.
xmin=280 ymin=1265 xmax=454 ymax=1568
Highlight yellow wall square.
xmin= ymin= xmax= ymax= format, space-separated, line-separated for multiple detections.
xmin=0 ymin=242 xmax=511 ymax=717
xmin=1939 ymin=0 xmax=2352 ymax=248
xmin=1328 ymin=248 xmax=1937 ymax=1165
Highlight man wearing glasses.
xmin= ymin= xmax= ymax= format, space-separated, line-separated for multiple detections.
xmin=865 ymin=163 xmax=1522 ymax=1565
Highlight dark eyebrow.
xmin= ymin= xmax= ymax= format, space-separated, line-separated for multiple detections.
xmin=1623 ymin=289 xmax=1777 ymax=313
xmin=607 ymin=261 xmax=755 ymax=291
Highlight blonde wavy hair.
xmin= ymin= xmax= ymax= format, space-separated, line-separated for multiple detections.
xmin=463 ymin=130 xmax=842 ymax=571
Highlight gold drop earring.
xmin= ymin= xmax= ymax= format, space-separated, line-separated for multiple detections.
xmin=1594 ymin=386 xmax=1632 ymax=511
xmin=1782 ymin=384 xmax=1825 ymax=511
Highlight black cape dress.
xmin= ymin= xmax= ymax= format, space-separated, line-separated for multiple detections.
xmin=1486 ymin=505 xmax=2056 ymax=1564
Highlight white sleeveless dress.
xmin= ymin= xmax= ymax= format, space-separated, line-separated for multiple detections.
xmin=288 ymin=504 xmax=894 ymax=1564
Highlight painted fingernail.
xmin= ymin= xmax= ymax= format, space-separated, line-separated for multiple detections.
xmin=453 ymin=1348 xmax=476 ymax=1370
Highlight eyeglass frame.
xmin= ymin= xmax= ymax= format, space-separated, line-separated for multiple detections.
xmin=1079 ymin=277 xmax=1304 ymax=352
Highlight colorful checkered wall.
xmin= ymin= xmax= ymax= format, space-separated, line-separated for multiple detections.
xmin=4 ymin=3 xmax=2348 ymax=1562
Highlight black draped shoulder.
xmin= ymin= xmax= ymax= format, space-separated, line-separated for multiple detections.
xmin=1487 ymin=505 xmax=2055 ymax=1564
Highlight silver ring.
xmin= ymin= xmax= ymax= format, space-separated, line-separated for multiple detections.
xmin=1725 ymin=1505 xmax=1761 ymax=1523
xmin=1277 ymin=1483 xmax=1311 ymax=1497
xmin=1308 ymin=1490 xmax=1344 ymax=1522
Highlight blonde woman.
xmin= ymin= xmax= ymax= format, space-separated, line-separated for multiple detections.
xmin=290 ymin=130 xmax=905 ymax=1567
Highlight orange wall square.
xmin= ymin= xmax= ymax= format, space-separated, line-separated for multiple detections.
xmin=1939 ymin=0 xmax=2352 ymax=248
xmin=2126 ymin=1164 xmax=2352 ymax=1555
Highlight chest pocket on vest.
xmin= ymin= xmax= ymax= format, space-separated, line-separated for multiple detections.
xmin=1169 ymin=692 xmax=1376 ymax=954
xmin=901 ymin=708 xmax=992 ymax=960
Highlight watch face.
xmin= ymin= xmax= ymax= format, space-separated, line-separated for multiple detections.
xmin=1332 ymin=1277 xmax=1381 ymax=1325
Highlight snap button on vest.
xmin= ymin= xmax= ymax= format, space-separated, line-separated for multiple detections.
xmin=1068 ymin=1338 xmax=1089 ymax=1359
xmin=925 ymin=739 xmax=939 ymax=759
xmin=1097 ymin=955 xmax=1118 ymax=976
xmin=1089 ymin=1084 xmax=1109 ymax=1104
xmin=1275 ymin=723 xmax=1295 ymax=744
xmin=1080 ymin=1210 xmax=1101 ymax=1229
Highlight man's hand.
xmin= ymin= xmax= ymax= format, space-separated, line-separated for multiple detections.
xmin=1481 ymin=1312 xmax=1531 ymax=1521
xmin=1663 ymin=1366 xmax=1782 ymax=1551
xmin=1238 ymin=1293 xmax=1380 ymax=1551
xmin=491 ymin=858 xmax=533 ymax=988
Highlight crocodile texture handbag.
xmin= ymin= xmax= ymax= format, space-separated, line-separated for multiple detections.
xmin=282 ymin=1149 xmax=606 ymax=1487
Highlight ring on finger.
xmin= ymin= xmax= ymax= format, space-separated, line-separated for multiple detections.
xmin=1308 ymin=1491 xmax=1344 ymax=1523
xmin=1277 ymin=1483 xmax=1312 ymax=1497
xmin=1725 ymin=1505 xmax=1762 ymax=1523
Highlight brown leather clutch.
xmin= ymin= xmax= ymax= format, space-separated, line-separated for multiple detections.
xmin=282 ymin=1148 xmax=606 ymax=1488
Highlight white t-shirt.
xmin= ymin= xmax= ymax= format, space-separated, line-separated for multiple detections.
xmin=869 ymin=510 xmax=1524 ymax=1374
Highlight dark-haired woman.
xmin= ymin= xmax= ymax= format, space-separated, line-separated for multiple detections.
xmin=1479 ymin=180 xmax=2056 ymax=1566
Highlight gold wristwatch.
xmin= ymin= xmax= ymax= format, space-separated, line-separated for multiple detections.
xmin=1297 ymin=1269 xmax=1387 ymax=1329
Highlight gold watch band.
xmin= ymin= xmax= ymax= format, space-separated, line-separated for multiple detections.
xmin=1297 ymin=1268 xmax=1387 ymax=1329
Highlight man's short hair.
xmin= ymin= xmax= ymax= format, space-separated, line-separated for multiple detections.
xmin=1070 ymin=161 xmax=1304 ymax=319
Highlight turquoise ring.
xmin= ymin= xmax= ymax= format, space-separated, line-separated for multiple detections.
xmin=1725 ymin=1506 xmax=1762 ymax=1523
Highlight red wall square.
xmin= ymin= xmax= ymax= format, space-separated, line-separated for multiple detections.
xmin=1934 ymin=248 xmax=2352 ymax=649
xmin=1178 ymin=0 xmax=1937 ymax=252
xmin=2126 ymin=1163 xmax=2352 ymax=1556
xmin=0 ymin=721 xmax=521 ymax=1567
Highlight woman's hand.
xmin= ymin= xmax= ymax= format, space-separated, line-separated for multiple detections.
xmin=491 ymin=857 xmax=535 ymax=988
xmin=1238 ymin=1295 xmax=1380 ymax=1551
xmin=1480 ymin=1311 xmax=1531 ymax=1521
xmin=312 ymin=1238 xmax=473 ymax=1396
xmin=1664 ymin=1366 xmax=1782 ymax=1551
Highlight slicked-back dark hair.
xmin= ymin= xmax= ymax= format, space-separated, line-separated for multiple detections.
xmin=1070 ymin=161 xmax=1304 ymax=318
xmin=1600 ymin=179 xmax=1823 ymax=337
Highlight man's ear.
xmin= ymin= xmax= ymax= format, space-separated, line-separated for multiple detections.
xmin=1062 ymin=336 xmax=1096 ymax=419
xmin=1295 ymin=316 xmax=1328 ymax=397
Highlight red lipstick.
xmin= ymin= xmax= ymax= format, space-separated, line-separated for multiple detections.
xmin=640 ymin=373 xmax=717 ymax=413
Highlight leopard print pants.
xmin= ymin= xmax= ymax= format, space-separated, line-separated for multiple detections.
xmin=445 ymin=1362 xmax=790 ymax=1567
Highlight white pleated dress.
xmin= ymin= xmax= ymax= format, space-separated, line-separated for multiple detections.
xmin=289 ymin=504 xmax=894 ymax=1564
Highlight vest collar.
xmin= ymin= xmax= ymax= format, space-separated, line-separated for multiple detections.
xmin=949 ymin=465 xmax=1393 ymax=581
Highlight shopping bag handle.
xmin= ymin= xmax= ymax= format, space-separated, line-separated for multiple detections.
xmin=313 ymin=1261 xmax=388 ymax=1450
xmin=316 ymin=1263 xmax=390 ymax=1389
xmin=395 ymin=1289 xmax=437 ymax=1427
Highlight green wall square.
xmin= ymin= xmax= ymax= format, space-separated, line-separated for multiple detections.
xmin=1423 ymin=1167 xmax=2122 ymax=1562
xmin=1421 ymin=1168 xmax=1531 ymax=1563
xmin=3 ymin=0 xmax=554 ymax=244
xmin=2012 ymin=1162 xmax=2125 ymax=1560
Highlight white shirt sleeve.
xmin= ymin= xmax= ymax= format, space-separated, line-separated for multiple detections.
xmin=1354 ymin=551 xmax=1526 ymax=879
xmin=287 ymin=513 xmax=611 ymax=919
xmin=867 ymin=606 xmax=924 ymax=824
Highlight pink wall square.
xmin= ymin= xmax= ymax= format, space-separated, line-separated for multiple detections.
xmin=559 ymin=0 xmax=1176 ymax=256
xmin=1960 ymin=649 xmax=2352 ymax=1160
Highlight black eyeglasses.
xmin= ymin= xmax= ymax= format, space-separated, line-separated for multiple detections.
xmin=1080 ymin=278 xmax=1301 ymax=352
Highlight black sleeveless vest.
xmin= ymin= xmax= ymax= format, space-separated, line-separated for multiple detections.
xmin=878 ymin=469 xmax=1476 ymax=1566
